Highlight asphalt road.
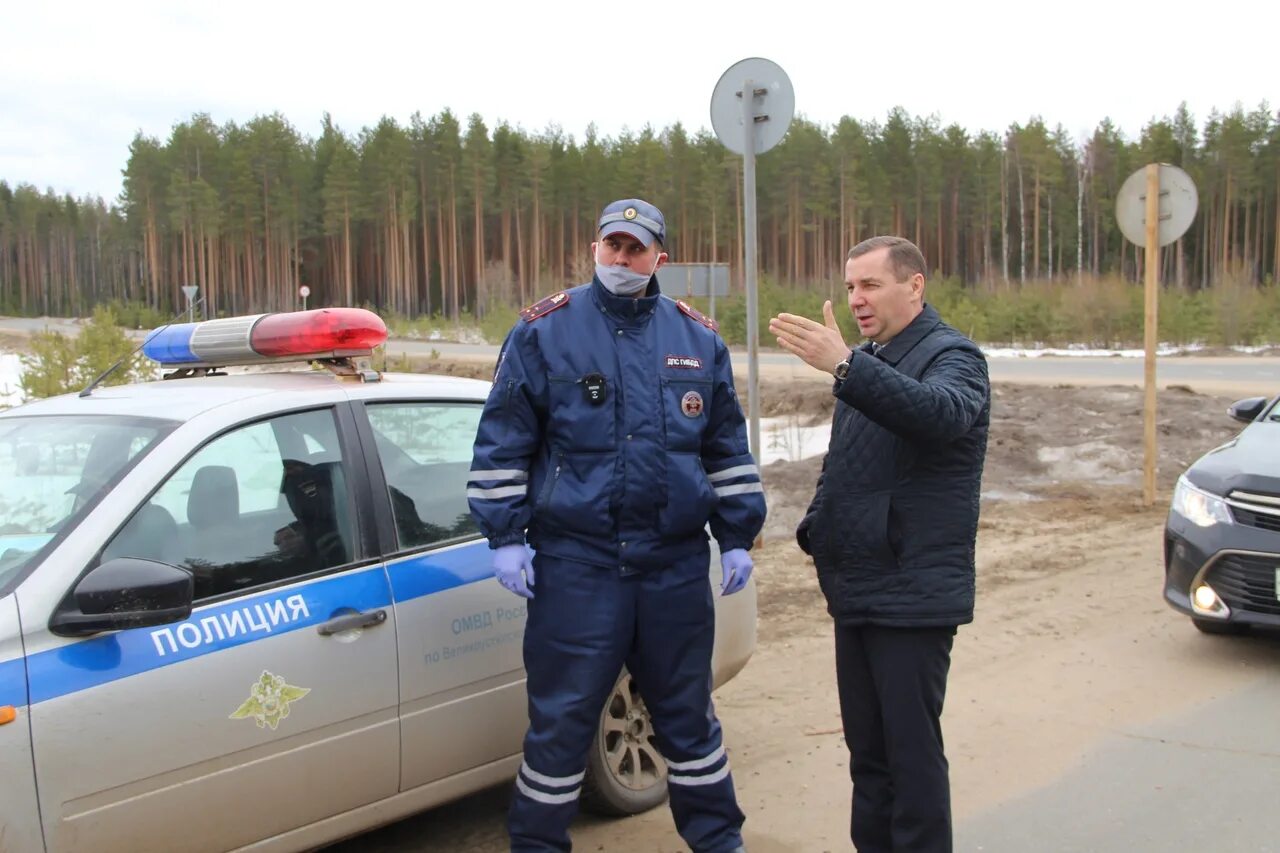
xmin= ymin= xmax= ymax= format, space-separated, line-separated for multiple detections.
xmin=2 ymin=315 xmax=1271 ymax=396
xmin=405 ymin=341 xmax=1279 ymax=396
xmin=957 ymin=635 xmax=1280 ymax=853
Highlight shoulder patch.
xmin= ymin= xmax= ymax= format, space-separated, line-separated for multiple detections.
xmin=675 ymin=299 xmax=718 ymax=332
xmin=521 ymin=291 xmax=570 ymax=322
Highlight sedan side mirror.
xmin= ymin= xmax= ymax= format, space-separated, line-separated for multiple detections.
xmin=1227 ymin=396 xmax=1268 ymax=424
xmin=50 ymin=557 xmax=194 ymax=637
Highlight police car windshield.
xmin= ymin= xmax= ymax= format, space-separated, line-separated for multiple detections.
xmin=0 ymin=415 xmax=172 ymax=588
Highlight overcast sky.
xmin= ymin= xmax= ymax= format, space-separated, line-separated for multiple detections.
xmin=2 ymin=0 xmax=1273 ymax=203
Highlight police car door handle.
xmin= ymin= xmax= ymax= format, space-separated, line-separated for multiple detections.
xmin=317 ymin=608 xmax=388 ymax=636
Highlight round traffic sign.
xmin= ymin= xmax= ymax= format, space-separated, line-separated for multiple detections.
xmin=710 ymin=57 xmax=794 ymax=156
xmin=1115 ymin=164 xmax=1198 ymax=248
xmin=299 ymin=285 xmax=311 ymax=298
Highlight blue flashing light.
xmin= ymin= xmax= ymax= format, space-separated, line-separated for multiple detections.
xmin=142 ymin=324 xmax=199 ymax=365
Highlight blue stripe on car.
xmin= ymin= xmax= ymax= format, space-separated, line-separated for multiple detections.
xmin=0 ymin=656 xmax=27 ymax=708
xmin=24 ymin=540 xmax=490 ymax=706
xmin=385 ymin=539 xmax=492 ymax=602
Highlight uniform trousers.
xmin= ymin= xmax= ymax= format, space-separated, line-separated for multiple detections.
xmin=509 ymin=551 xmax=745 ymax=853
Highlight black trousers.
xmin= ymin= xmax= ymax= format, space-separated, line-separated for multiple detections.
xmin=834 ymin=623 xmax=956 ymax=853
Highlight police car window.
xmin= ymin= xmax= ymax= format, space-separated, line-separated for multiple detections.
xmin=102 ymin=408 xmax=356 ymax=601
xmin=365 ymin=403 xmax=482 ymax=550
xmin=0 ymin=415 xmax=169 ymax=589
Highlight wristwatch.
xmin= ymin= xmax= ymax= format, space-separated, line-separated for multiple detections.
xmin=833 ymin=357 xmax=851 ymax=380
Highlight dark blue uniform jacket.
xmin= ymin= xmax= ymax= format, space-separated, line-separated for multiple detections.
xmin=469 ymin=276 xmax=767 ymax=571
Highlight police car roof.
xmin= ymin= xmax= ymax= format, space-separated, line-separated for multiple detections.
xmin=7 ymin=370 xmax=492 ymax=421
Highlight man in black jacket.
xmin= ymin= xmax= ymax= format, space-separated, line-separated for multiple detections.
xmin=768 ymin=236 xmax=989 ymax=853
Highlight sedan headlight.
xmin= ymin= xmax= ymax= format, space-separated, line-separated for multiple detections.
xmin=1170 ymin=476 xmax=1233 ymax=527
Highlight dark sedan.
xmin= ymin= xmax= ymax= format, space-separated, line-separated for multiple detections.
xmin=1164 ymin=394 xmax=1280 ymax=634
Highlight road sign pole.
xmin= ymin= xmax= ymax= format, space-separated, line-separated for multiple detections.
xmin=1143 ymin=164 xmax=1160 ymax=506
xmin=712 ymin=57 xmax=794 ymax=490
xmin=1115 ymin=162 xmax=1196 ymax=508
xmin=181 ymin=284 xmax=199 ymax=323
xmin=742 ymin=79 xmax=761 ymax=462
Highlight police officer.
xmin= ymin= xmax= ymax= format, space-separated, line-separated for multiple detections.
xmin=468 ymin=198 xmax=766 ymax=853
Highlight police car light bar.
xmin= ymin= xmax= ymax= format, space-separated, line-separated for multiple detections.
xmin=142 ymin=308 xmax=388 ymax=367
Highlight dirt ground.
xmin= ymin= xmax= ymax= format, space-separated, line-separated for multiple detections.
xmin=327 ymin=368 xmax=1255 ymax=852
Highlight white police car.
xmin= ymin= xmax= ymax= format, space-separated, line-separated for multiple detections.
xmin=0 ymin=308 xmax=757 ymax=852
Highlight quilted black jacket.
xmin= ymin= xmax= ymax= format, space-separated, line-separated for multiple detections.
xmin=797 ymin=304 xmax=990 ymax=627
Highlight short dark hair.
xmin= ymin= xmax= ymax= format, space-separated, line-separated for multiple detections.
xmin=848 ymin=236 xmax=927 ymax=282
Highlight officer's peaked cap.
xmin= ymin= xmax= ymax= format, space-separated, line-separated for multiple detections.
xmin=597 ymin=198 xmax=665 ymax=247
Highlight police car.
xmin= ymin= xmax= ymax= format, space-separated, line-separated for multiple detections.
xmin=0 ymin=308 xmax=757 ymax=852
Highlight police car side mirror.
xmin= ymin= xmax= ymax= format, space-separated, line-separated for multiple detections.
xmin=49 ymin=558 xmax=194 ymax=638
xmin=1227 ymin=396 xmax=1268 ymax=424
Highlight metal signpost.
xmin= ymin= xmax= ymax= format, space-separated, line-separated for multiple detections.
xmin=1115 ymin=163 xmax=1198 ymax=506
xmin=299 ymin=285 xmax=311 ymax=311
xmin=710 ymin=57 xmax=794 ymax=460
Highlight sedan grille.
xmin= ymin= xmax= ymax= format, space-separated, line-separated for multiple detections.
xmin=1227 ymin=490 xmax=1280 ymax=534
xmin=1231 ymin=507 xmax=1280 ymax=533
xmin=1205 ymin=553 xmax=1280 ymax=617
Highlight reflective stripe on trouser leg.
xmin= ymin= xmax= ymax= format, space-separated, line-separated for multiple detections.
xmin=515 ymin=761 xmax=585 ymax=805
xmin=626 ymin=549 xmax=745 ymax=853
xmin=509 ymin=554 xmax=633 ymax=853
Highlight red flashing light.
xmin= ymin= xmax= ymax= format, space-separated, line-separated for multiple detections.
xmin=251 ymin=308 xmax=387 ymax=358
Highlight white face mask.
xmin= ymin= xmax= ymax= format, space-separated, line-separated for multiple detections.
xmin=595 ymin=245 xmax=661 ymax=297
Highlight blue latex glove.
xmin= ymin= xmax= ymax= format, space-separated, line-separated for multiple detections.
xmin=494 ymin=544 xmax=535 ymax=599
xmin=720 ymin=548 xmax=753 ymax=596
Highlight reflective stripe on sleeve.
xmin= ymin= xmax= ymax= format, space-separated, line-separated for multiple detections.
xmin=706 ymin=464 xmax=759 ymax=483
xmin=714 ymin=482 xmax=765 ymax=498
xmin=468 ymin=469 xmax=529 ymax=483
xmin=467 ymin=485 xmax=528 ymax=500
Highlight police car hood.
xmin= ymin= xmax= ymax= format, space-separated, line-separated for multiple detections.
xmin=1185 ymin=421 xmax=1280 ymax=496
xmin=6 ymin=380 xmax=281 ymax=422
xmin=7 ymin=371 xmax=493 ymax=422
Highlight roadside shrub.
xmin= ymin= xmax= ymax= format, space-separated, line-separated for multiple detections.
xmin=19 ymin=306 xmax=155 ymax=400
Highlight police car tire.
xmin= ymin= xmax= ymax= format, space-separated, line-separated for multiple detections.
xmin=581 ymin=669 xmax=670 ymax=816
